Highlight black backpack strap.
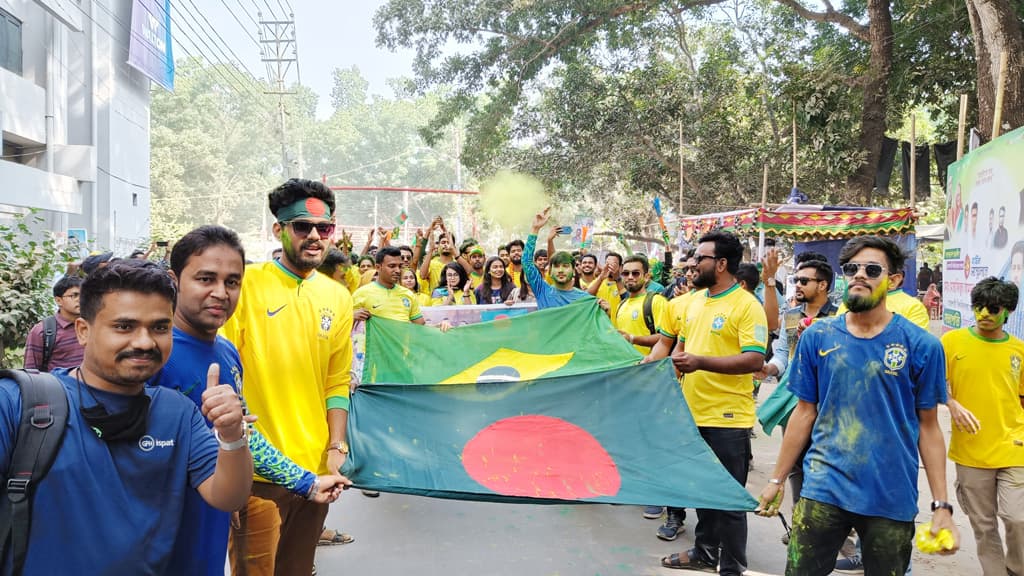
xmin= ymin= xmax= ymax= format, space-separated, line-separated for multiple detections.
xmin=642 ymin=292 xmax=657 ymax=335
xmin=39 ymin=317 xmax=57 ymax=372
xmin=0 ymin=369 xmax=69 ymax=575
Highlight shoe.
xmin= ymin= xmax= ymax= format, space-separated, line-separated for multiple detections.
xmin=656 ymin=511 xmax=685 ymax=541
xmin=361 ymin=490 xmax=380 ymax=497
xmin=780 ymin=531 xmax=789 ymax=546
xmin=833 ymin=553 xmax=864 ymax=573
xmin=661 ymin=550 xmax=717 ymax=572
xmin=643 ymin=505 xmax=664 ymax=519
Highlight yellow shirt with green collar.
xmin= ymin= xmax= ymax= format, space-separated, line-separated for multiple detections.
xmin=469 ymin=270 xmax=484 ymax=290
xmin=616 ymin=290 xmax=669 ymax=354
xmin=657 ymin=290 xmax=698 ymax=340
xmin=679 ymin=283 xmax=769 ymax=428
xmin=591 ymin=278 xmax=624 ymax=327
xmin=353 ymin=281 xmax=423 ymax=323
xmin=836 ymin=288 xmax=930 ymax=330
xmin=942 ymin=327 xmax=1024 ymax=468
xmin=221 ymin=260 xmax=353 ymax=478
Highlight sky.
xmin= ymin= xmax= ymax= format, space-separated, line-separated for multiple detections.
xmin=192 ymin=0 xmax=416 ymax=118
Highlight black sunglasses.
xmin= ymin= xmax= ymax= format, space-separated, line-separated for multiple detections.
xmin=287 ymin=221 xmax=335 ymax=237
xmin=840 ymin=262 xmax=886 ymax=278
xmin=791 ymin=276 xmax=820 ymax=286
xmin=621 ymin=270 xmax=644 ymax=278
xmin=973 ymin=304 xmax=1004 ymax=315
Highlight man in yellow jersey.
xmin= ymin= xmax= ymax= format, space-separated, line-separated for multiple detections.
xmin=222 ymin=179 xmax=354 ymax=575
xmin=578 ymin=253 xmax=600 ymax=291
xmin=836 ymin=263 xmax=929 ymax=329
xmin=353 ymin=247 xmax=425 ymax=325
xmin=466 ymin=245 xmax=486 ymax=289
xmin=507 ymin=238 xmax=525 ymax=288
xmin=616 ymin=255 xmax=668 ymax=354
xmin=587 ymin=252 xmax=625 ymax=325
xmin=942 ymin=277 xmax=1024 ymax=576
xmin=656 ymin=231 xmax=768 ymax=573
xmin=418 ymin=217 xmax=457 ymax=293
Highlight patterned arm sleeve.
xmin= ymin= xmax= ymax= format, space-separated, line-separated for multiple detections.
xmin=249 ymin=426 xmax=316 ymax=496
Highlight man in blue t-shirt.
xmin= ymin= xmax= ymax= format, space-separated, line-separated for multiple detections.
xmin=0 ymin=260 xmax=253 ymax=573
xmin=755 ymin=236 xmax=960 ymax=574
xmin=161 ymin=225 xmax=352 ymax=575
xmin=524 ymin=207 xmax=599 ymax=310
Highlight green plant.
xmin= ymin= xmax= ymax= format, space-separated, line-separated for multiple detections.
xmin=0 ymin=212 xmax=75 ymax=368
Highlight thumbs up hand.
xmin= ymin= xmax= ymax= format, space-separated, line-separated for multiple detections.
xmin=200 ymin=363 xmax=252 ymax=442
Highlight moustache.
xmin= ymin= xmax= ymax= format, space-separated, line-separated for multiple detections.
xmin=116 ymin=350 xmax=161 ymax=362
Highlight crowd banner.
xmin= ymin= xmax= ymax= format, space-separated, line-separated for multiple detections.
xmin=343 ymin=300 xmax=758 ymax=510
xmin=943 ymin=126 xmax=1024 ymax=336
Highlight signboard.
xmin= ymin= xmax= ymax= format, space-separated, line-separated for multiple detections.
xmin=67 ymin=228 xmax=88 ymax=259
xmin=943 ymin=126 xmax=1024 ymax=336
xmin=127 ymin=0 xmax=174 ymax=91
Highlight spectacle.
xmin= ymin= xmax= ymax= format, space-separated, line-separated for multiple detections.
xmin=840 ymin=262 xmax=886 ymax=278
xmin=973 ymin=304 xmax=1004 ymax=316
xmin=621 ymin=270 xmax=644 ymax=278
xmin=695 ymin=254 xmax=719 ymax=264
xmin=287 ymin=221 xmax=335 ymax=237
xmin=790 ymin=276 xmax=819 ymax=286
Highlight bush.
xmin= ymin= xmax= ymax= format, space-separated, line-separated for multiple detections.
xmin=0 ymin=213 xmax=75 ymax=368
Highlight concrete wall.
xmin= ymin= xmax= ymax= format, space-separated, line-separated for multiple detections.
xmin=0 ymin=0 xmax=151 ymax=255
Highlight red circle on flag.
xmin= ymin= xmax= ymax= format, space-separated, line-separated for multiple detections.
xmin=461 ymin=415 xmax=621 ymax=500
xmin=305 ymin=197 xmax=328 ymax=217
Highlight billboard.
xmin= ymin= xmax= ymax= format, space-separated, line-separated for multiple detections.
xmin=943 ymin=126 xmax=1024 ymax=336
xmin=127 ymin=0 xmax=174 ymax=91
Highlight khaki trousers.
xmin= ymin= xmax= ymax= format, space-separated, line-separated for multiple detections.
xmin=955 ymin=464 xmax=1024 ymax=576
xmin=229 ymin=482 xmax=329 ymax=576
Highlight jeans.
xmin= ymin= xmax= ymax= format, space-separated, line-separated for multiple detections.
xmin=690 ymin=427 xmax=751 ymax=576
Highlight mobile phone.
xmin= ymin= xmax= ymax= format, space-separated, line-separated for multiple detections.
xmin=156 ymin=241 xmax=169 ymax=247
xmin=557 ymin=226 xmax=572 ymax=235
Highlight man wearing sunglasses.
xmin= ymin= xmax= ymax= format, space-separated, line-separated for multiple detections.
xmin=655 ymin=231 xmax=768 ymax=573
xmin=222 ymin=179 xmax=354 ymax=575
xmin=941 ymin=277 xmax=1024 ymax=576
xmin=756 ymin=235 xmax=957 ymax=574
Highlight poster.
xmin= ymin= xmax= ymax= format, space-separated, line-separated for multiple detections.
xmin=127 ymin=0 xmax=174 ymax=91
xmin=943 ymin=126 xmax=1024 ymax=336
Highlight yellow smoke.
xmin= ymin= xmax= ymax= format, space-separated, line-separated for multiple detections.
xmin=479 ymin=171 xmax=550 ymax=231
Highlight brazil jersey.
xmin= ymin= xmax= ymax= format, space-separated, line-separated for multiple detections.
xmin=679 ymin=284 xmax=768 ymax=427
xmin=353 ymin=282 xmax=423 ymax=323
xmin=616 ymin=291 xmax=668 ymax=354
xmin=469 ymin=270 xmax=484 ymax=289
xmin=658 ymin=291 xmax=696 ymax=340
xmin=592 ymin=279 xmax=624 ymax=327
xmin=837 ymin=289 xmax=929 ymax=330
xmin=221 ymin=260 xmax=353 ymax=477
xmin=942 ymin=327 xmax=1024 ymax=468
xmin=343 ymin=266 xmax=361 ymax=295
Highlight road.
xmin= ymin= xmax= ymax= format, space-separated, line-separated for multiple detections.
xmin=314 ymin=377 xmax=982 ymax=575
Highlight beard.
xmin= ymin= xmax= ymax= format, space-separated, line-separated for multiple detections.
xmin=692 ymin=267 xmax=716 ymax=289
xmin=511 ymin=255 xmax=522 ymax=265
xmin=843 ymin=282 xmax=886 ymax=313
xmin=795 ymin=291 xmax=811 ymax=303
xmin=282 ymin=236 xmax=326 ymax=271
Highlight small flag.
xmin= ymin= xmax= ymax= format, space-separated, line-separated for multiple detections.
xmin=391 ymin=227 xmax=400 ymax=240
xmin=396 ymin=210 xmax=408 ymax=225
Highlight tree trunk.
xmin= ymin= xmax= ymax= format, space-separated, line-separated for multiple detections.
xmin=846 ymin=0 xmax=893 ymax=205
xmin=966 ymin=0 xmax=1024 ymax=142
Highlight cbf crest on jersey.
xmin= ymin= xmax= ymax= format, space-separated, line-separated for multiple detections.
xmin=1011 ymin=354 xmax=1022 ymax=379
xmin=402 ymin=297 xmax=412 ymax=308
xmin=884 ymin=343 xmax=908 ymax=374
xmin=318 ymin=307 xmax=335 ymax=338
xmin=711 ymin=314 xmax=727 ymax=333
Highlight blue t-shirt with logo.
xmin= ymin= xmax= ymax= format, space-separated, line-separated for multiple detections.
xmin=0 ymin=368 xmax=218 ymax=574
xmin=788 ymin=314 xmax=946 ymax=522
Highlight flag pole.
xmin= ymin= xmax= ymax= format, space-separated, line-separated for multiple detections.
xmin=992 ymin=50 xmax=1009 ymax=139
xmin=956 ymin=94 xmax=968 ymax=161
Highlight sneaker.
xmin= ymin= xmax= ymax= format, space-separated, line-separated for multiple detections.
xmin=643 ymin=505 xmax=664 ymax=519
xmin=833 ymin=553 xmax=864 ymax=574
xmin=656 ymin=511 xmax=685 ymax=541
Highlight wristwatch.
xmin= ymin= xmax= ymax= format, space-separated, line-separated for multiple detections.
xmin=930 ymin=500 xmax=954 ymax=514
xmin=328 ymin=441 xmax=350 ymax=455
xmin=765 ymin=278 xmax=777 ymax=287
xmin=214 ymin=428 xmax=249 ymax=451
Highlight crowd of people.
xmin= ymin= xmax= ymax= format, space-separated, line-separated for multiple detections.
xmin=4 ymin=177 xmax=1022 ymax=576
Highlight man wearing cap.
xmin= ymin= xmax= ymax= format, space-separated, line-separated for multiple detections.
xmin=466 ymin=245 xmax=486 ymax=289
xmin=80 ymin=251 xmax=114 ymax=275
xmin=222 ymin=179 xmax=354 ymax=575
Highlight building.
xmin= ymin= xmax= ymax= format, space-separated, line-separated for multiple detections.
xmin=0 ymin=0 xmax=157 ymax=256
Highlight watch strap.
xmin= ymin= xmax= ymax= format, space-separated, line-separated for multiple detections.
xmin=214 ymin=428 xmax=249 ymax=451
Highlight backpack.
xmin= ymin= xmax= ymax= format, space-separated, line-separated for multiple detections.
xmin=0 ymin=370 xmax=70 ymax=575
xmin=617 ymin=292 xmax=657 ymax=335
xmin=39 ymin=316 xmax=58 ymax=372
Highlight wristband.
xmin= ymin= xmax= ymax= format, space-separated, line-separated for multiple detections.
xmin=214 ymin=428 xmax=249 ymax=451
xmin=768 ymin=478 xmax=783 ymax=485
xmin=930 ymin=500 xmax=954 ymax=514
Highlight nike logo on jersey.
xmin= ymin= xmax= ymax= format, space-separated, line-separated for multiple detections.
xmin=818 ymin=344 xmax=841 ymax=357
xmin=267 ymin=305 xmax=287 ymax=317
xmin=372 ymin=304 xmax=382 ymax=309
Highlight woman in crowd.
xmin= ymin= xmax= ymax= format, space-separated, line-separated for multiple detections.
xmin=475 ymin=256 xmax=516 ymax=305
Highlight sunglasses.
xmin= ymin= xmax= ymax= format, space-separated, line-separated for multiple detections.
xmin=973 ymin=305 xmax=1005 ymax=315
xmin=840 ymin=262 xmax=886 ymax=278
xmin=287 ymin=221 xmax=336 ymax=237
xmin=790 ymin=276 xmax=819 ymax=286
xmin=621 ymin=270 xmax=644 ymax=278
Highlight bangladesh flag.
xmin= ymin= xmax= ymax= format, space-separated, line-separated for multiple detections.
xmin=343 ymin=299 xmax=758 ymax=511
xmin=396 ymin=210 xmax=408 ymax=225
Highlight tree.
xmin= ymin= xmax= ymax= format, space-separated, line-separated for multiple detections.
xmin=965 ymin=0 xmax=1024 ymax=141
xmin=0 ymin=214 xmax=73 ymax=368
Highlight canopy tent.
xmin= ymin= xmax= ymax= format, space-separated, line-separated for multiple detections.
xmin=677 ymin=206 xmax=917 ymax=243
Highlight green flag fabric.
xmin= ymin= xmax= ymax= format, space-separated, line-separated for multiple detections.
xmin=345 ymin=299 xmax=758 ymax=511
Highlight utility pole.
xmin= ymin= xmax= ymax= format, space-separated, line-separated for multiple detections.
xmin=259 ymin=11 xmax=300 ymax=253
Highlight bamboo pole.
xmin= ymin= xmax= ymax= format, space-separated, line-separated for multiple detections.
xmin=910 ymin=114 xmax=917 ymax=207
xmin=956 ymin=94 xmax=968 ymax=160
xmin=761 ymin=164 xmax=769 ymax=208
xmin=791 ymin=103 xmax=798 ymax=189
xmin=992 ymin=50 xmax=1009 ymax=139
xmin=678 ymin=120 xmax=685 ymax=214
xmin=758 ymin=164 xmax=768 ymax=260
